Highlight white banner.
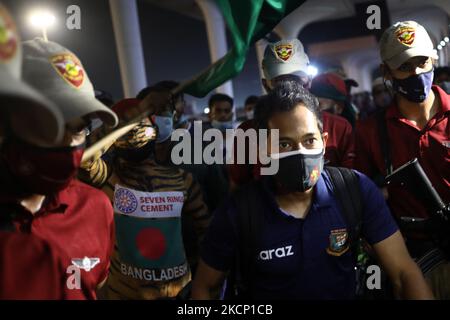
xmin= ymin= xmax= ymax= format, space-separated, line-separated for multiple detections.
xmin=113 ymin=184 xmax=184 ymax=218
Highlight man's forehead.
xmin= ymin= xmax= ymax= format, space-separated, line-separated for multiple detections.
xmin=213 ymin=101 xmax=232 ymax=109
xmin=268 ymin=105 xmax=319 ymax=133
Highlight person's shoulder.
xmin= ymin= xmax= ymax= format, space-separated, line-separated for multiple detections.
xmin=355 ymin=110 xmax=381 ymax=134
xmin=323 ymin=168 xmax=375 ymax=190
xmin=323 ymin=112 xmax=352 ymax=129
xmin=433 ymin=85 xmax=450 ymax=110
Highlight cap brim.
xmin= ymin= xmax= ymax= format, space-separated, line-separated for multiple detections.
xmin=386 ymin=47 xmax=439 ymax=69
xmin=46 ymin=90 xmax=119 ymax=128
xmin=0 ymin=68 xmax=64 ymax=146
xmin=264 ymin=63 xmax=309 ymax=80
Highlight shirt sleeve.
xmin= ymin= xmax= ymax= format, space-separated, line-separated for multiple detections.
xmin=200 ymin=198 xmax=238 ymax=272
xmin=357 ymin=171 xmax=399 ymax=245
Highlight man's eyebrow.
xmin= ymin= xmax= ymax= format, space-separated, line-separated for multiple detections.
xmin=302 ymin=132 xmax=317 ymax=138
xmin=278 ymin=132 xmax=316 ymax=140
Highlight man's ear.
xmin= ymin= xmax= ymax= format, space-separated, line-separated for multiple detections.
xmin=322 ymin=132 xmax=329 ymax=151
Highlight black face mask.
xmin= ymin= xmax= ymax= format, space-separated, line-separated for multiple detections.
xmin=273 ymin=149 xmax=324 ymax=192
xmin=391 ymin=69 xmax=434 ymax=103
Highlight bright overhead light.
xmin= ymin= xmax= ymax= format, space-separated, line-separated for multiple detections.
xmin=440 ymin=40 xmax=446 ymax=46
xmin=437 ymin=45 xmax=442 ymax=50
xmin=28 ymin=9 xmax=56 ymax=41
xmin=445 ymin=37 xmax=449 ymax=43
xmin=29 ymin=10 xmax=55 ymax=28
xmin=307 ymin=65 xmax=318 ymax=77
xmin=204 ymin=107 xmax=210 ymax=114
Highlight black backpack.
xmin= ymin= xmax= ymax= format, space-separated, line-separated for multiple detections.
xmin=225 ymin=167 xmax=364 ymax=299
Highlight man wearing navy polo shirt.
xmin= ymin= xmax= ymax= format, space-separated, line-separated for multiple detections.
xmin=355 ymin=21 xmax=450 ymax=299
xmin=192 ymin=81 xmax=433 ymax=300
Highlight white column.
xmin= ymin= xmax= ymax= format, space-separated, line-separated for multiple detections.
xmin=196 ymin=0 xmax=234 ymax=97
xmin=109 ymin=0 xmax=147 ymax=98
xmin=255 ymin=39 xmax=268 ymax=94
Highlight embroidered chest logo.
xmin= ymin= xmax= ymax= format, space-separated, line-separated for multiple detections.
xmin=50 ymin=53 xmax=85 ymax=88
xmin=71 ymin=257 xmax=100 ymax=272
xmin=326 ymin=229 xmax=349 ymax=256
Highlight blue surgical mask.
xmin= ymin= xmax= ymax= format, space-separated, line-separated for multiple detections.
xmin=153 ymin=116 xmax=173 ymax=143
xmin=245 ymin=110 xmax=254 ymax=120
xmin=392 ymin=69 xmax=434 ymax=103
xmin=211 ymin=120 xmax=234 ymax=132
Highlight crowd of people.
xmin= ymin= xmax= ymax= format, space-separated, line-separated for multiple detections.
xmin=1 ymin=2 xmax=449 ymax=300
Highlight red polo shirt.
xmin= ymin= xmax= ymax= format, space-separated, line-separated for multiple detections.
xmin=228 ymin=113 xmax=355 ymax=186
xmin=355 ymin=85 xmax=450 ymax=219
xmin=322 ymin=111 xmax=355 ymax=168
xmin=0 ymin=232 xmax=88 ymax=299
xmin=0 ymin=179 xmax=115 ymax=299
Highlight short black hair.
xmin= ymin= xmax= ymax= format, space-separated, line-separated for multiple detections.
xmin=254 ymin=81 xmax=323 ymax=132
xmin=208 ymin=93 xmax=233 ymax=108
xmin=136 ymin=80 xmax=183 ymax=102
xmin=245 ymin=95 xmax=259 ymax=106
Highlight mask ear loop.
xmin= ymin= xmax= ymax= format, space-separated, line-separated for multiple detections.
xmin=383 ymin=65 xmax=396 ymax=101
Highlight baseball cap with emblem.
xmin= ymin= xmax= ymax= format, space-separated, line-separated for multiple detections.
xmin=380 ymin=21 xmax=439 ymax=69
xmin=262 ymin=39 xmax=310 ymax=80
xmin=21 ymin=38 xmax=118 ymax=130
xmin=0 ymin=4 xmax=64 ymax=146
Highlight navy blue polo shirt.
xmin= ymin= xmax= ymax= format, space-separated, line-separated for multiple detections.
xmin=200 ymin=170 xmax=398 ymax=300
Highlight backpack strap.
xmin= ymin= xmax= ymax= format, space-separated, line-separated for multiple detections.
xmin=325 ymin=167 xmax=363 ymax=253
xmin=231 ymin=181 xmax=265 ymax=298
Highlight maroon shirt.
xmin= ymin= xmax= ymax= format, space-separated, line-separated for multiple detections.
xmin=0 ymin=179 xmax=115 ymax=299
xmin=0 ymin=232 xmax=88 ymax=299
xmin=355 ymin=85 xmax=450 ymax=219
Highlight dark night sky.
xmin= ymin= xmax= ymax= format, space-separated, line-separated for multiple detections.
xmin=2 ymin=0 xmax=262 ymax=112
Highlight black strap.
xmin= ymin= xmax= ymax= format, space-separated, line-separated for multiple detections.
xmin=231 ymin=181 xmax=264 ymax=298
xmin=375 ymin=108 xmax=393 ymax=176
xmin=325 ymin=167 xmax=363 ymax=252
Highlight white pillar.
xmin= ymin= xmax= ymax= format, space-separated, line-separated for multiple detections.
xmin=109 ymin=0 xmax=147 ymax=98
xmin=255 ymin=39 xmax=268 ymax=94
xmin=196 ymin=0 xmax=234 ymax=97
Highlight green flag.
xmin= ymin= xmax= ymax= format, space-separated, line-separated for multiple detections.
xmin=178 ymin=0 xmax=306 ymax=97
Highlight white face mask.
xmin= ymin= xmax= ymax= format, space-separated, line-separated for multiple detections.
xmin=245 ymin=110 xmax=254 ymax=120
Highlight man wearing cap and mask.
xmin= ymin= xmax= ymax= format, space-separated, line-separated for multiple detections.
xmin=228 ymin=39 xmax=355 ymax=189
xmin=192 ymin=81 xmax=433 ymax=300
xmin=0 ymin=35 xmax=118 ymax=299
xmin=355 ymin=21 xmax=450 ymax=299
xmin=0 ymin=3 xmax=90 ymax=299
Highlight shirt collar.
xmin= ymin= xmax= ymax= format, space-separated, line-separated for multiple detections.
xmin=261 ymin=172 xmax=335 ymax=213
xmin=386 ymin=85 xmax=450 ymax=120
